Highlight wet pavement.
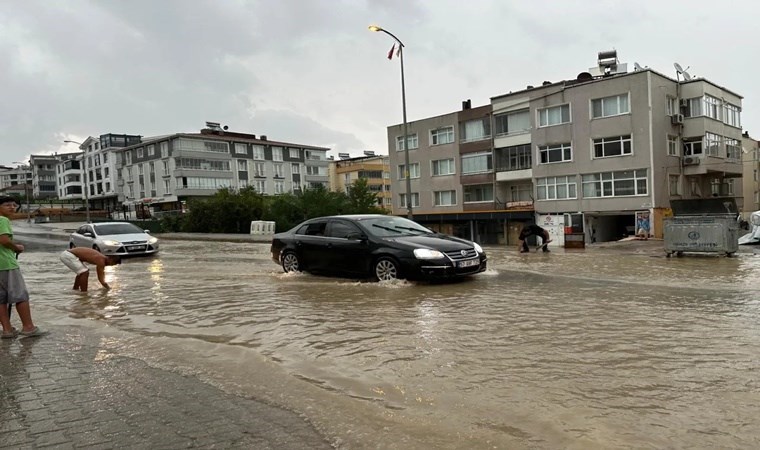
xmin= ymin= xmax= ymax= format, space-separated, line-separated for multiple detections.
xmin=3 ymin=221 xmax=760 ymax=449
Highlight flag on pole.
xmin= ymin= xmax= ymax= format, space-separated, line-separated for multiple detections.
xmin=387 ymin=43 xmax=396 ymax=60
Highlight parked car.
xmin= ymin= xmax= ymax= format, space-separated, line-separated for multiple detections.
xmin=69 ymin=222 xmax=159 ymax=256
xmin=270 ymin=215 xmax=487 ymax=281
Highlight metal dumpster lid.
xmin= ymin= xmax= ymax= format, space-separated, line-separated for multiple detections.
xmin=669 ymin=197 xmax=738 ymax=216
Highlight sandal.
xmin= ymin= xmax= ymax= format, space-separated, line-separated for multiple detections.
xmin=1 ymin=328 xmax=18 ymax=339
xmin=19 ymin=327 xmax=47 ymax=338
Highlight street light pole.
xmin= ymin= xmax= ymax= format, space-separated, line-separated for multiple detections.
xmin=369 ymin=25 xmax=414 ymax=220
xmin=12 ymin=161 xmax=32 ymax=223
xmin=63 ymin=140 xmax=90 ymax=223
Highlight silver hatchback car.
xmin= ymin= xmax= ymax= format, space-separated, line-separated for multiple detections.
xmin=69 ymin=222 xmax=159 ymax=256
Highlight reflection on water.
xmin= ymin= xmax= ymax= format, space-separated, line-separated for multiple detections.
xmin=16 ymin=238 xmax=760 ymax=449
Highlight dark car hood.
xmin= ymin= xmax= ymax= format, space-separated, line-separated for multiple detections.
xmin=385 ymin=234 xmax=475 ymax=251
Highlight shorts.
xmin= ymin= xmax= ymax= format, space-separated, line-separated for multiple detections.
xmin=0 ymin=268 xmax=30 ymax=305
xmin=60 ymin=250 xmax=89 ymax=275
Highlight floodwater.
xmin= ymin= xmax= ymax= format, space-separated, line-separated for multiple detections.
xmin=13 ymin=233 xmax=760 ymax=449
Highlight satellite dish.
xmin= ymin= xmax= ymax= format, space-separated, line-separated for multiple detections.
xmin=682 ymin=71 xmax=692 ymax=81
xmin=634 ymin=62 xmax=643 ymax=71
xmin=674 ymin=62 xmax=684 ymax=73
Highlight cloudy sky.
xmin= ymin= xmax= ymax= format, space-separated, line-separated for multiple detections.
xmin=2 ymin=0 xmax=759 ymax=166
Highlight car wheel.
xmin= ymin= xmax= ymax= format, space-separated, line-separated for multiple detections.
xmin=373 ymin=256 xmax=400 ymax=281
xmin=281 ymin=251 xmax=301 ymax=273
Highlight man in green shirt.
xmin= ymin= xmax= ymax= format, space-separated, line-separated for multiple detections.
xmin=0 ymin=196 xmax=44 ymax=338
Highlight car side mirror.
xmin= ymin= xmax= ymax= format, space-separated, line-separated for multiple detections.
xmin=346 ymin=232 xmax=366 ymax=241
xmin=144 ymin=230 xmax=151 ymax=234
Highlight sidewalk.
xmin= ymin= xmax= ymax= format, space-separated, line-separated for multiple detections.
xmin=0 ymin=327 xmax=333 ymax=449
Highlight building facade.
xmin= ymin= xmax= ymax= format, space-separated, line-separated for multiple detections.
xmin=328 ymin=153 xmax=391 ymax=210
xmin=741 ymin=132 xmax=759 ymax=215
xmin=115 ymin=123 xmax=330 ymax=216
xmin=386 ymin=52 xmax=744 ymax=245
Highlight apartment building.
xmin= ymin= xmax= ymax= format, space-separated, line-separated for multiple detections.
xmin=0 ymin=165 xmax=33 ymax=196
xmin=742 ymin=132 xmax=760 ymax=215
xmin=387 ymin=51 xmax=745 ymax=245
xmin=115 ymin=123 xmax=330 ymax=215
xmin=328 ymin=152 xmax=391 ymax=210
xmin=30 ymin=153 xmax=80 ymax=199
xmin=58 ymin=134 xmax=141 ymax=210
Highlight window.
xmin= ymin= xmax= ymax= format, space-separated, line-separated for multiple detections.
xmin=274 ymin=180 xmax=284 ymax=194
xmin=582 ymin=169 xmax=648 ymax=198
xmin=494 ymin=109 xmax=530 ymax=136
xmin=162 ymin=161 xmax=169 ymax=175
xmin=667 ymin=135 xmax=679 ymax=156
xmin=726 ymin=138 xmax=740 ymax=160
xmin=177 ymin=177 xmax=233 ymax=189
xmin=592 ymin=94 xmax=629 ymax=118
xmin=704 ymin=95 xmax=722 ymax=120
xmin=593 ymin=135 xmax=632 ymax=158
xmin=163 ymin=179 xmax=170 ymax=193
xmin=704 ymin=132 xmax=722 ymax=157
xmin=399 ymin=193 xmax=420 ymax=208
xmin=328 ymin=221 xmax=361 ymax=239
xmin=685 ymin=97 xmax=703 ymax=117
xmin=160 ymin=142 xmax=169 ymax=158
xmin=539 ymin=143 xmax=572 ymax=164
xmin=460 ymin=117 xmax=491 ymax=142
xmin=495 ymin=144 xmax=532 ymax=171
xmin=463 ymin=184 xmax=493 ymax=203
xmin=434 ymin=190 xmax=457 ymax=206
xmin=536 ymin=176 xmax=577 ymax=200
xmin=537 ymin=104 xmax=570 ymax=127
xmin=669 ymin=175 xmax=681 ymax=196
xmin=272 ymin=147 xmax=283 ymax=161
xmin=667 ymin=97 xmax=677 ymax=116
xmin=289 ymin=148 xmax=299 ymax=158
xmin=683 ymin=139 xmax=703 ymax=156
xmin=398 ymin=163 xmax=420 ymax=179
xmin=147 ymin=145 xmax=155 ymax=157
xmin=273 ymin=163 xmax=283 ymax=178
xmin=510 ymin=184 xmax=533 ymax=202
xmin=291 ymin=163 xmax=300 ymax=174
xmin=137 ymin=148 xmax=144 ymax=158
xmin=173 ymin=138 xmax=229 ymax=153
xmin=255 ymin=180 xmax=266 ymax=194
xmin=176 ymin=158 xmax=230 ymax=171
xmin=690 ymin=178 xmax=702 ymax=196
xmin=431 ymin=158 xmax=455 ymax=176
xmin=253 ymin=145 xmax=265 ymax=160
xmin=396 ymin=134 xmax=419 ymax=151
xmin=103 ymin=153 xmax=108 ymax=163
xmin=724 ymin=103 xmax=741 ymax=127
xmin=430 ymin=127 xmax=454 ymax=145
xmin=234 ymin=143 xmax=247 ymax=154
xmin=237 ymin=160 xmax=247 ymax=171
xmin=461 ymin=152 xmax=492 ymax=174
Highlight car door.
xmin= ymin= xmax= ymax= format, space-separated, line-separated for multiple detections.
xmin=295 ymin=220 xmax=329 ymax=271
xmin=324 ymin=219 xmax=372 ymax=275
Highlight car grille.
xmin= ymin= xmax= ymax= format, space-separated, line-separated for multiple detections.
xmin=444 ymin=248 xmax=478 ymax=262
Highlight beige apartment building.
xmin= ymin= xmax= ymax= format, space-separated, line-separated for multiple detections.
xmin=742 ymin=132 xmax=760 ymax=216
xmin=387 ymin=52 xmax=745 ymax=246
xmin=328 ymin=153 xmax=391 ymax=210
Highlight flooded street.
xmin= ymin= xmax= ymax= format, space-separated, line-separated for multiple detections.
xmin=13 ymin=233 xmax=760 ymax=449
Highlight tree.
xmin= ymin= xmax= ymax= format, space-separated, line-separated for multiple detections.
xmin=346 ymin=178 xmax=384 ymax=214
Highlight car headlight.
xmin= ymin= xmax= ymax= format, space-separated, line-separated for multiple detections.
xmin=414 ymin=248 xmax=445 ymax=260
xmin=473 ymin=242 xmax=483 ymax=254
xmin=148 ymin=237 xmax=159 ymax=244
xmin=102 ymin=240 xmax=121 ymax=246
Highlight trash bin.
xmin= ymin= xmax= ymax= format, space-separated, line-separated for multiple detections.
xmin=663 ymin=198 xmax=740 ymax=257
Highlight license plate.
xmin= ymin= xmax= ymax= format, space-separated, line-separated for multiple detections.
xmin=458 ymin=259 xmax=479 ymax=268
xmin=127 ymin=245 xmax=145 ymax=251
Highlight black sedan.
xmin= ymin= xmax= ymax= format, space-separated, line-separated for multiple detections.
xmin=270 ymin=215 xmax=487 ymax=281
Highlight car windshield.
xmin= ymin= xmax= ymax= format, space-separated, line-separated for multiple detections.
xmin=360 ymin=217 xmax=433 ymax=237
xmin=93 ymin=223 xmax=144 ymax=235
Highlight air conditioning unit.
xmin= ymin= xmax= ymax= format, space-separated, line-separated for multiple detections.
xmin=671 ymin=113 xmax=684 ymax=125
xmin=683 ymin=156 xmax=700 ymax=166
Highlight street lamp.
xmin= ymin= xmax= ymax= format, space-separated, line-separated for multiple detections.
xmin=63 ymin=140 xmax=90 ymax=223
xmin=12 ymin=161 xmax=32 ymax=223
xmin=369 ymin=24 xmax=413 ymax=220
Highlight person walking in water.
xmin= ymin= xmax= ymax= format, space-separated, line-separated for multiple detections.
xmin=60 ymin=247 xmax=121 ymax=292
xmin=0 ymin=196 xmax=45 ymax=338
xmin=518 ymin=223 xmax=552 ymax=253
